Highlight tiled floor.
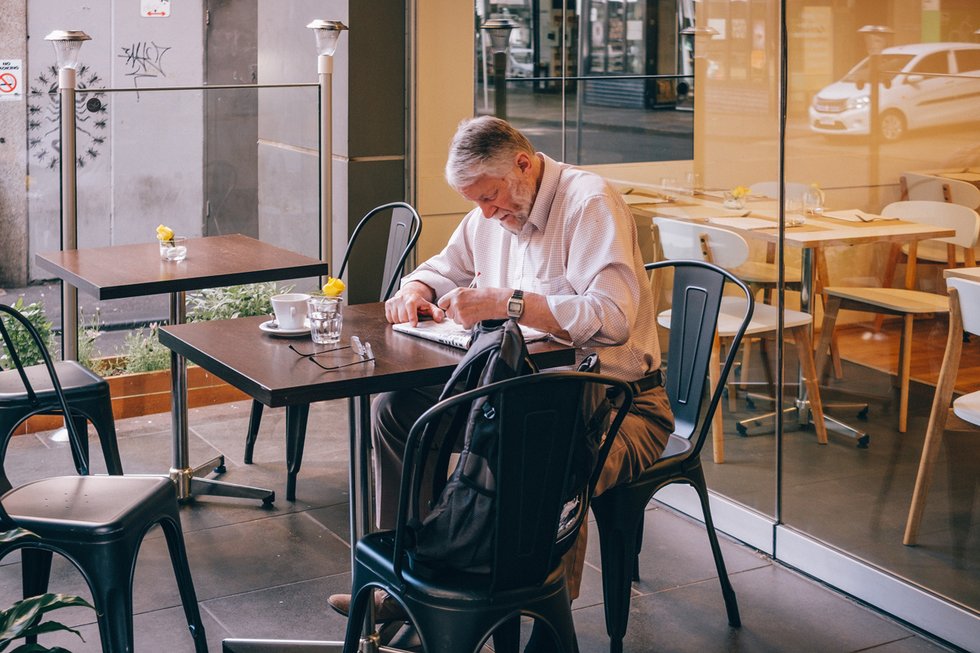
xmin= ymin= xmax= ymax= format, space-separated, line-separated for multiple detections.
xmin=0 ymin=399 xmax=961 ymax=652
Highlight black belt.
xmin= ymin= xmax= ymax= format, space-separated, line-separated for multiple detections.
xmin=632 ymin=368 xmax=665 ymax=394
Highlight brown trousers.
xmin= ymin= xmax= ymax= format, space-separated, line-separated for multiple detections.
xmin=371 ymin=383 xmax=674 ymax=599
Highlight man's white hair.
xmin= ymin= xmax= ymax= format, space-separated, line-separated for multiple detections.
xmin=445 ymin=116 xmax=535 ymax=190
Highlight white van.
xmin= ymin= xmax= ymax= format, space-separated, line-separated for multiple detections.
xmin=809 ymin=42 xmax=980 ymax=141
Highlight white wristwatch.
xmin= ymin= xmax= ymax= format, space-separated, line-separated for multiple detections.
xmin=506 ymin=289 xmax=525 ymax=320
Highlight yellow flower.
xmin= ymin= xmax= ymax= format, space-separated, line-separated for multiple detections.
xmin=731 ymin=185 xmax=750 ymax=199
xmin=156 ymin=224 xmax=175 ymax=242
xmin=321 ymin=276 xmax=346 ymax=297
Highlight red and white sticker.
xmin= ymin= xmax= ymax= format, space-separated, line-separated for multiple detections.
xmin=141 ymin=0 xmax=171 ymax=17
xmin=0 ymin=60 xmax=22 ymax=101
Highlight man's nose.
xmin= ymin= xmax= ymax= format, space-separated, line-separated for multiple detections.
xmin=479 ymin=202 xmax=497 ymax=218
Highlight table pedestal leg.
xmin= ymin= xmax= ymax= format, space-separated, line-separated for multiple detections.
xmin=168 ymin=290 xmax=275 ymax=505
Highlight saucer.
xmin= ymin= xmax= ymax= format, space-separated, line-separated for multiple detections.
xmin=259 ymin=319 xmax=310 ymax=337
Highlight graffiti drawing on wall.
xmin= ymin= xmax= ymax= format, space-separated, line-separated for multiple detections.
xmin=27 ymin=64 xmax=108 ymax=170
xmin=119 ymin=41 xmax=171 ymax=95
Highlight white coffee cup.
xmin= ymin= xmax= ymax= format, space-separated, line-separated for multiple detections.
xmin=271 ymin=293 xmax=311 ymax=330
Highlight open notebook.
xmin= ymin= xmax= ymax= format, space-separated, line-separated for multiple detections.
xmin=392 ymin=318 xmax=569 ymax=350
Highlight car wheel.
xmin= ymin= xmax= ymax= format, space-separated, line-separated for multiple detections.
xmin=879 ymin=111 xmax=906 ymax=141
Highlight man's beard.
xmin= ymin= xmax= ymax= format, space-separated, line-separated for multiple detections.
xmin=498 ymin=175 xmax=534 ymax=234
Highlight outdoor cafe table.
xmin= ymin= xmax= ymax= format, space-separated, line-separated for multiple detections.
xmin=629 ymin=192 xmax=956 ymax=442
xmin=158 ymin=302 xmax=576 ymax=652
xmin=36 ymin=234 xmax=327 ymax=504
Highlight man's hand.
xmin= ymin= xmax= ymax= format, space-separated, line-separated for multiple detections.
xmin=437 ymin=287 xmax=507 ymax=329
xmin=384 ymin=281 xmax=444 ymax=326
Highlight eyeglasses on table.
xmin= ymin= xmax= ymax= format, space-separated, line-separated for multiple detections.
xmin=289 ymin=336 xmax=375 ymax=371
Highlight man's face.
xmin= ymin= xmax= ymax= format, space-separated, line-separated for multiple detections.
xmin=459 ymin=165 xmax=536 ymax=234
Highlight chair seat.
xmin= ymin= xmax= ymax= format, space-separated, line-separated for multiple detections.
xmin=824 ymin=286 xmax=949 ymax=314
xmin=658 ymin=296 xmax=811 ymax=336
xmin=952 ymin=391 xmax=980 ymax=427
xmin=0 ymin=361 xmax=108 ymax=401
xmin=730 ymin=260 xmax=802 ymax=286
xmin=2 ymin=475 xmax=175 ymax=539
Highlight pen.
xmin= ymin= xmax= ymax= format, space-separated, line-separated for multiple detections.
xmin=468 ymin=272 xmax=481 ymax=289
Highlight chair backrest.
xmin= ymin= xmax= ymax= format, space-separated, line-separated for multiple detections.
xmin=392 ymin=371 xmax=632 ymax=593
xmin=336 ymin=202 xmax=422 ymax=303
xmin=749 ymin=181 xmax=809 ymax=202
xmin=652 ymin=216 xmax=750 ymax=269
xmin=0 ymin=304 xmax=88 ymax=504
xmin=947 ymin=277 xmax=980 ymax=337
xmin=647 ymin=261 xmax=753 ymax=455
xmin=880 ymin=200 xmax=980 ymax=249
xmin=901 ymin=172 xmax=980 ymax=209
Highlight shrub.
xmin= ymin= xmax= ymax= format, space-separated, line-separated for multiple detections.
xmin=186 ymin=281 xmax=288 ymax=322
xmin=122 ymin=324 xmax=171 ymax=374
xmin=0 ymin=298 xmax=56 ymax=369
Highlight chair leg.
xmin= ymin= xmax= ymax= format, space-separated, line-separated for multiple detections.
xmin=89 ymin=399 xmax=124 ymax=475
xmin=591 ymin=485 xmax=653 ymax=653
xmin=710 ymin=333 xmax=724 ymax=464
xmin=80 ymin=543 xmax=138 ymax=653
xmin=21 ymin=547 xmax=54 ymax=647
xmin=689 ymin=467 xmax=741 ymax=628
xmin=492 ymin=616 xmax=521 ymax=653
xmin=899 ymin=314 xmax=914 ymax=433
xmin=67 ymin=413 xmax=90 ymax=475
xmin=793 ymin=328 xmax=828 ymax=445
xmin=284 ymin=403 xmax=311 ymax=502
xmin=814 ymin=297 xmax=841 ymax=383
xmin=160 ymin=514 xmax=209 ymax=652
xmin=905 ymin=292 xmax=963 ymax=545
xmin=244 ymin=399 xmax=264 ymax=464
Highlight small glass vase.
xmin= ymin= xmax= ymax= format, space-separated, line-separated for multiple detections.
xmin=159 ymin=237 xmax=188 ymax=262
xmin=723 ymin=192 xmax=746 ymax=210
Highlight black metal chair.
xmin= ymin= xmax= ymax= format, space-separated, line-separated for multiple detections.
xmin=244 ymin=202 xmax=422 ymax=500
xmin=590 ymin=260 xmax=754 ymax=653
xmin=342 ymin=371 xmax=633 ymax=653
xmin=1 ymin=304 xmax=123 ymax=480
xmin=0 ymin=303 xmax=208 ymax=652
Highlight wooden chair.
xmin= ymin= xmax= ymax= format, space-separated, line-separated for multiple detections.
xmin=903 ymin=276 xmax=980 ymax=545
xmin=652 ymin=217 xmax=828 ymax=463
xmin=815 ymin=201 xmax=980 ymax=433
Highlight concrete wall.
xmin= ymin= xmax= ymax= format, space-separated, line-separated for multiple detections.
xmin=25 ymin=0 xmax=205 ymax=280
xmin=0 ymin=0 xmax=28 ymax=286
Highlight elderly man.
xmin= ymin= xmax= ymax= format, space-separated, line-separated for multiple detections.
xmin=330 ymin=116 xmax=673 ymax=649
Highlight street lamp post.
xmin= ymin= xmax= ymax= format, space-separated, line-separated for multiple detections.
xmin=858 ymin=25 xmax=894 ymax=209
xmin=481 ymin=18 xmax=517 ymax=120
xmin=308 ymin=19 xmax=348 ymax=283
xmin=44 ymin=29 xmax=90 ymax=361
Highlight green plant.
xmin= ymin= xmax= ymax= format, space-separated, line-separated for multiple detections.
xmin=0 ymin=529 xmax=93 ymax=652
xmin=77 ymin=308 xmax=120 ymax=378
xmin=187 ymin=282 xmax=289 ymax=322
xmin=0 ymin=298 xmax=56 ymax=369
xmin=122 ymin=324 xmax=171 ymax=374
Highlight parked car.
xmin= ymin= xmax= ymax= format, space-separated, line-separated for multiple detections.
xmin=809 ymin=42 xmax=980 ymax=141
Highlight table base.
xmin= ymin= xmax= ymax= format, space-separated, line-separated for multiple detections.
xmin=170 ymin=456 xmax=275 ymax=505
xmin=736 ymin=399 xmax=870 ymax=447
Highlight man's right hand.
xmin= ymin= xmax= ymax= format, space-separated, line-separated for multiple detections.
xmin=384 ymin=281 xmax=445 ymax=326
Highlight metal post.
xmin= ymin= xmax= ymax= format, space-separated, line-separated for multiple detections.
xmin=58 ymin=67 xmax=79 ymax=360
xmin=493 ymin=50 xmax=507 ymax=120
xmin=319 ymin=53 xmax=333 ymax=282
xmin=868 ymin=52 xmax=881 ymax=209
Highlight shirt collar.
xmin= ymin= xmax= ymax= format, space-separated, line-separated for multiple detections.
xmin=524 ymin=153 xmax=561 ymax=233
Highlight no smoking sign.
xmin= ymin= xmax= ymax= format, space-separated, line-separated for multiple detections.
xmin=0 ymin=59 xmax=22 ymax=101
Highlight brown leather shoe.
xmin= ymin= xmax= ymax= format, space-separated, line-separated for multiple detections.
xmin=327 ymin=590 xmax=407 ymax=622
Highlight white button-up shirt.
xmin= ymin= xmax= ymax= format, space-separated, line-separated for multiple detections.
xmin=404 ymin=154 xmax=661 ymax=382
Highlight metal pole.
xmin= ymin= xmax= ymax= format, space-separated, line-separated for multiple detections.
xmin=318 ymin=53 xmax=334 ymax=282
xmin=493 ymin=50 xmax=507 ymax=120
xmin=868 ymin=53 xmax=880 ymax=210
xmin=58 ymin=67 xmax=79 ymax=361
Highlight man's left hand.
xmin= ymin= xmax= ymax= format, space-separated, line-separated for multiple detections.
xmin=437 ymin=287 xmax=507 ymax=329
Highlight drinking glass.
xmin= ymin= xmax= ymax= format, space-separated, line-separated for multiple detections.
xmin=685 ymin=171 xmax=703 ymax=195
xmin=159 ymin=237 xmax=188 ymax=262
xmin=785 ymin=198 xmax=806 ymax=226
xmin=308 ymin=296 xmax=343 ymax=344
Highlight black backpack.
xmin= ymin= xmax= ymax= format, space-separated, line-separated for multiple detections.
xmin=409 ymin=319 xmax=612 ymax=573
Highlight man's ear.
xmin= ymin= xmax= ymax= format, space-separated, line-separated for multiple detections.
xmin=515 ymin=151 xmax=532 ymax=174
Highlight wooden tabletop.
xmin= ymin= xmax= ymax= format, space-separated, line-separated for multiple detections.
xmin=629 ymin=195 xmax=955 ymax=249
xmin=36 ymin=234 xmax=327 ymax=300
xmin=158 ymin=303 xmax=577 ymax=407
xmin=944 ymin=266 xmax=980 ymax=282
